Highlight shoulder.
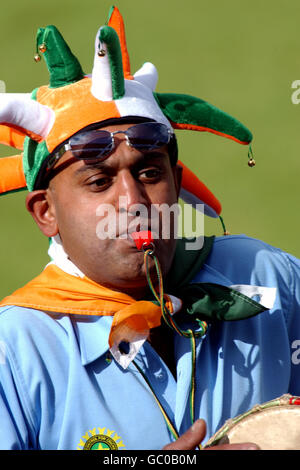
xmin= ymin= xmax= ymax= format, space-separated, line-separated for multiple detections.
xmin=195 ymin=235 xmax=300 ymax=319
xmin=0 ymin=305 xmax=67 ymax=336
xmin=198 ymin=235 xmax=300 ymax=325
xmin=206 ymin=234 xmax=299 ymax=283
xmin=210 ymin=234 xmax=286 ymax=259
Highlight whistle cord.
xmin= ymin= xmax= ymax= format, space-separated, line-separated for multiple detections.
xmin=131 ymin=358 xmax=180 ymax=442
xmin=144 ymin=249 xmax=207 ymax=339
xmin=143 ymin=248 xmax=204 ymax=449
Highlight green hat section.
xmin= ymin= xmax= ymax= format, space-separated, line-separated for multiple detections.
xmin=98 ymin=25 xmax=125 ymax=100
xmin=154 ymin=93 xmax=252 ymax=145
xmin=23 ymin=79 xmax=50 ymax=193
xmin=36 ymin=25 xmax=85 ymax=88
xmin=23 ymin=26 xmax=87 ymax=191
xmin=23 ymin=131 xmax=48 ymax=192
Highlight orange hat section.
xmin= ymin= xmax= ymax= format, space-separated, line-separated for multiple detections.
xmin=0 ymin=123 xmax=44 ymax=150
xmin=178 ymin=160 xmax=222 ymax=216
xmin=0 ymin=154 xmax=26 ymax=194
xmin=36 ymin=77 xmax=121 ymax=153
xmin=172 ymin=122 xmax=250 ymax=146
xmin=0 ymin=124 xmax=25 ymax=149
xmin=107 ymin=6 xmax=133 ymax=80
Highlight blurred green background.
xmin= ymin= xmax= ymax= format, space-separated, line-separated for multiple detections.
xmin=0 ymin=0 xmax=300 ymax=298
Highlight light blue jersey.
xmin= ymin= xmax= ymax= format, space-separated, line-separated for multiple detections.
xmin=0 ymin=235 xmax=299 ymax=449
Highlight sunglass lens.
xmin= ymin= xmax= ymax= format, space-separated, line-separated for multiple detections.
xmin=70 ymin=130 xmax=113 ymax=160
xmin=127 ymin=123 xmax=170 ymax=150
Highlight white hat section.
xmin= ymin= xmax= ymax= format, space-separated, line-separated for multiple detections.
xmin=133 ymin=62 xmax=158 ymax=91
xmin=115 ymin=65 xmax=173 ymax=132
xmin=91 ymin=29 xmax=113 ymax=101
xmin=0 ymin=93 xmax=54 ymax=139
xmin=90 ymin=26 xmax=173 ymax=129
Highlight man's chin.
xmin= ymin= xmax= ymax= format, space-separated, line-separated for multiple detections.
xmin=93 ymin=236 xmax=176 ymax=295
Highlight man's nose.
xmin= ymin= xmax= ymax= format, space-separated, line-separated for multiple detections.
xmin=116 ymin=171 xmax=149 ymax=213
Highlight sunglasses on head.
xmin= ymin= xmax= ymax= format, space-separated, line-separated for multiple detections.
xmin=47 ymin=121 xmax=172 ymax=170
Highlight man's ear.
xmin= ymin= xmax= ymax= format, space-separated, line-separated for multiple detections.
xmin=172 ymin=164 xmax=183 ymax=199
xmin=25 ymin=190 xmax=59 ymax=238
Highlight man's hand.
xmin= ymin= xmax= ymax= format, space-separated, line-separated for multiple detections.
xmin=163 ymin=419 xmax=259 ymax=450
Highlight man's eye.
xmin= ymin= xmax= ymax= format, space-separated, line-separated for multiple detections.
xmin=139 ymin=168 xmax=162 ymax=181
xmin=87 ymin=176 xmax=111 ymax=190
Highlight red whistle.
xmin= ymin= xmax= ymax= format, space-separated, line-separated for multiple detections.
xmin=131 ymin=230 xmax=154 ymax=251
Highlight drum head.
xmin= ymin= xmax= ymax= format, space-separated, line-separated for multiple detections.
xmin=205 ymin=396 xmax=300 ymax=450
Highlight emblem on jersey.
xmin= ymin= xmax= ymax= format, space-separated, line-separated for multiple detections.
xmin=77 ymin=427 xmax=126 ymax=450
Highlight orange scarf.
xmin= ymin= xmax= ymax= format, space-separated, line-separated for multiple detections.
xmin=0 ymin=264 xmax=173 ymax=347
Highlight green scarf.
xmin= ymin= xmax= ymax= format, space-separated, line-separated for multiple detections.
xmin=165 ymin=236 xmax=266 ymax=326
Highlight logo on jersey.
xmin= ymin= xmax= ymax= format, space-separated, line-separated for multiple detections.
xmin=77 ymin=427 xmax=126 ymax=450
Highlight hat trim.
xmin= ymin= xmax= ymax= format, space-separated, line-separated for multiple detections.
xmin=171 ymin=122 xmax=250 ymax=145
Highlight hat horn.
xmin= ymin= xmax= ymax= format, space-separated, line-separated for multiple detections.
xmin=154 ymin=92 xmax=252 ymax=146
xmin=107 ymin=5 xmax=133 ymax=80
xmin=0 ymin=154 xmax=26 ymax=195
xmin=0 ymin=93 xmax=54 ymax=143
xmin=36 ymin=25 xmax=84 ymax=88
xmin=91 ymin=25 xmax=125 ymax=101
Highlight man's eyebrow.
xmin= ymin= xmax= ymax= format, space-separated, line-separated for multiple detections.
xmin=134 ymin=151 xmax=169 ymax=166
xmin=74 ymin=151 xmax=168 ymax=175
xmin=74 ymin=160 xmax=109 ymax=175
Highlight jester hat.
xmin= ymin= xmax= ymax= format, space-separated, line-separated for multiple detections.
xmin=0 ymin=6 xmax=253 ymax=219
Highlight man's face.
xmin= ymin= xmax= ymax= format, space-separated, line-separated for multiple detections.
xmin=28 ymin=123 xmax=181 ymax=298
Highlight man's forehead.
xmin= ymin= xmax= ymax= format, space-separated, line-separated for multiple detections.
xmin=90 ymin=117 xmax=157 ymax=132
xmin=95 ymin=122 xmax=135 ymax=132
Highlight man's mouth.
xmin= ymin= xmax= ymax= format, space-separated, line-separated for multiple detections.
xmin=130 ymin=230 xmax=155 ymax=251
xmin=117 ymin=220 xmax=159 ymax=240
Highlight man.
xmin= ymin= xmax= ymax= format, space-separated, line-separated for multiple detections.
xmin=0 ymin=7 xmax=299 ymax=450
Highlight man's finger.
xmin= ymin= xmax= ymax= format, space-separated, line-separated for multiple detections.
xmin=163 ymin=419 xmax=206 ymax=450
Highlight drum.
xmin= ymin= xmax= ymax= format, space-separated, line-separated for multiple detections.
xmin=204 ymin=394 xmax=300 ymax=450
